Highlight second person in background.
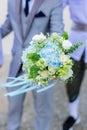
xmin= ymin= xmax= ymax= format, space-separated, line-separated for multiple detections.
xmin=63 ymin=0 xmax=87 ymax=130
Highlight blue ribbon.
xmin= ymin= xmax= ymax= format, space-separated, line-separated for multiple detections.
xmin=0 ymin=74 xmax=56 ymax=96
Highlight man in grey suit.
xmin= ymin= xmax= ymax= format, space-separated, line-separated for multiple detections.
xmin=0 ymin=0 xmax=63 ymax=130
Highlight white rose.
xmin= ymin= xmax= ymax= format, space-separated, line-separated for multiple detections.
xmin=60 ymin=55 xmax=70 ymax=63
xmin=39 ymin=70 xmax=48 ymax=79
xmin=61 ymin=67 xmax=73 ymax=81
xmin=62 ymin=40 xmax=72 ymax=50
xmin=64 ymin=68 xmax=73 ymax=80
xmin=32 ymin=34 xmax=46 ymax=41
xmin=48 ymin=66 xmax=56 ymax=74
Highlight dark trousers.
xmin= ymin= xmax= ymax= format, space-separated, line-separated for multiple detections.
xmin=66 ymin=55 xmax=85 ymax=102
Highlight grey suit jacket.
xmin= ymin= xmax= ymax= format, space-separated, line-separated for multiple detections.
xmin=0 ymin=43 xmax=3 ymax=65
xmin=0 ymin=31 xmax=3 ymax=65
xmin=1 ymin=0 xmax=64 ymax=77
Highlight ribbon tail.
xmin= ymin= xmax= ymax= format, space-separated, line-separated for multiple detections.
xmin=5 ymin=84 xmax=38 ymax=96
xmin=0 ymin=74 xmax=30 ymax=88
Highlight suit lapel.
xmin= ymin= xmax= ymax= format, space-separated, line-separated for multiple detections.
xmin=14 ymin=0 xmax=44 ymax=43
xmin=24 ymin=0 xmax=44 ymax=41
xmin=15 ymin=0 xmax=23 ymax=42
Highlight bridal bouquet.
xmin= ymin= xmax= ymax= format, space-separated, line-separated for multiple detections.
xmin=0 ymin=32 xmax=82 ymax=96
xmin=22 ymin=32 xmax=81 ymax=84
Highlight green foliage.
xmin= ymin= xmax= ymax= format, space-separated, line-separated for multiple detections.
xmin=61 ymin=32 xmax=68 ymax=40
xmin=65 ymin=42 xmax=83 ymax=54
xmin=29 ymin=65 xmax=40 ymax=79
xmin=27 ymin=53 xmax=40 ymax=62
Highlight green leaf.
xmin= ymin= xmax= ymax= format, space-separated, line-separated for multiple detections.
xmin=30 ymin=65 xmax=40 ymax=79
xmin=61 ymin=32 xmax=68 ymax=40
xmin=65 ymin=42 xmax=84 ymax=54
xmin=27 ymin=53 xmax=40 ymax=62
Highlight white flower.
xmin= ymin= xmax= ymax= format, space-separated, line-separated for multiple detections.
xmin=32 ymin=33 xmax=46 ymax=41
xmin=60 ymin=67 xmax=73 ymax=81
xmin=60 ymin=54 xmax=70 ymax=63
xmin=62 ymin=40 xmax=72 ymax=50
xmin=48 ymin=66 xmax=56 ymax=74
xmin=39 ymin=70 xmax=48 ymax=79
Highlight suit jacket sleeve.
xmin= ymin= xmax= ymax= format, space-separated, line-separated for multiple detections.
xmin=50 ymin=0 xmax=64 ymax=34
xmin=1 ymin=14 xmax=13 ymax=38
xmin=0 ymin=31 xmax=3 ymax=65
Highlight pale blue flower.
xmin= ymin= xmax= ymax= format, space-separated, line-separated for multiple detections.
xmin=39 ymin=42 xmax=62 ymax=68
